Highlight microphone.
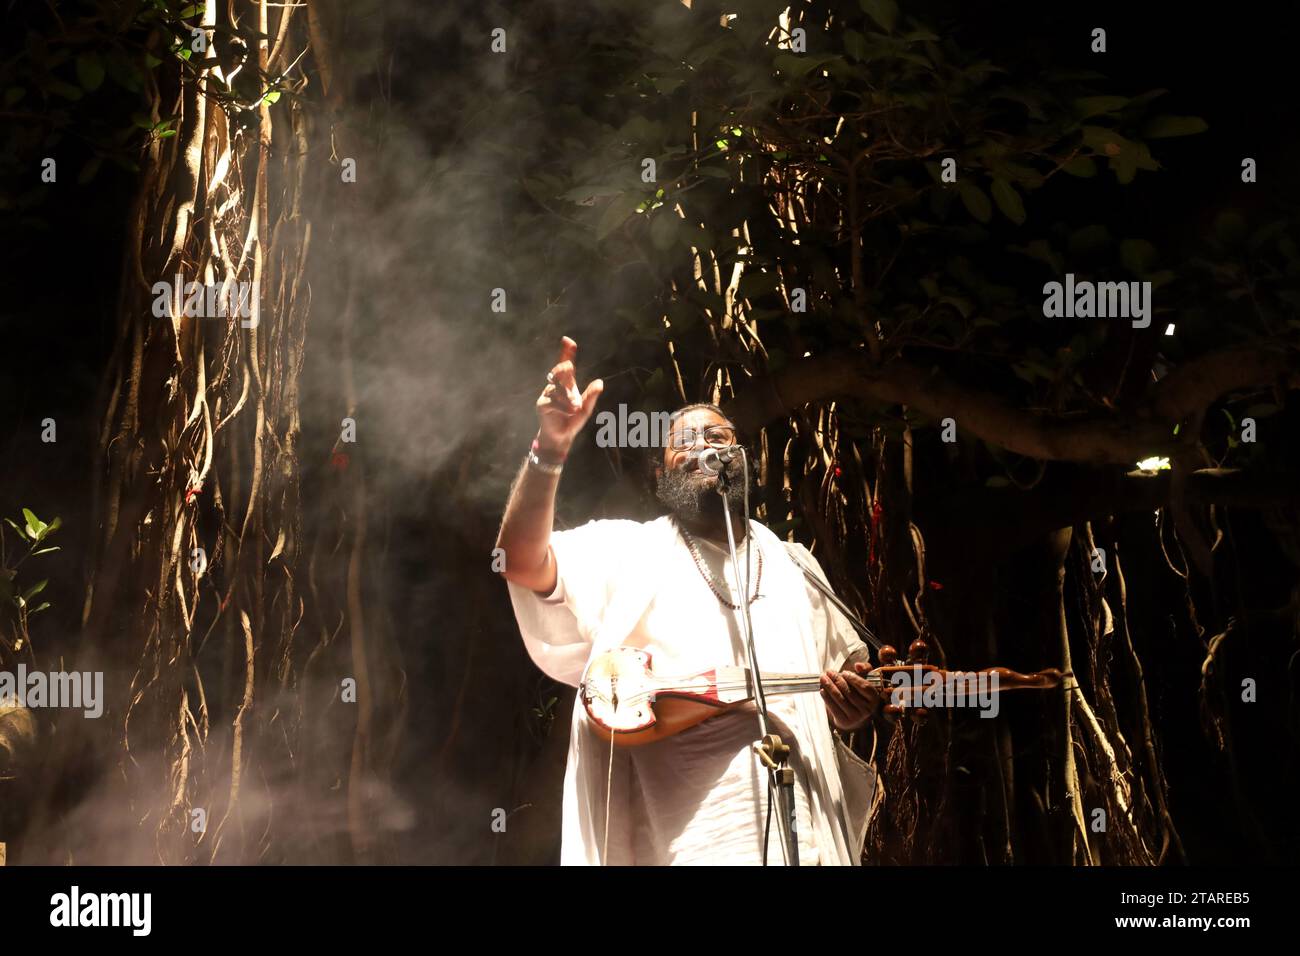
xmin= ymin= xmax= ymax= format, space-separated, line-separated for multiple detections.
xmin=697 ymin=446 xmax=742 ymax=476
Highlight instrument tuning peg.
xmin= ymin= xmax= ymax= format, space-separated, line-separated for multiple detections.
xmin=908 ymin=638 xmax=929 ymax=664
xmin=879 ymin=644 xmax=898 ymax=665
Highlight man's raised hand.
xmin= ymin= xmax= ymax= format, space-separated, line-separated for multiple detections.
xmin=536 ymin=336 xmax=603 ymax=458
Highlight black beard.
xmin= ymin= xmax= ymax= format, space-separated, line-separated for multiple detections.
xmin=655 ymin=459 xmax=749 ymax=525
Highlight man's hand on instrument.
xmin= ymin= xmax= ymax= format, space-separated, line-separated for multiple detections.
xmin=820 ymin=661 xmax=883 ymax=732
xmin=536 ymin=335 xmax=603 ymax=459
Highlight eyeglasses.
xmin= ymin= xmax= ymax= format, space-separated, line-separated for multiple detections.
xmin=668 ymin=424 xmax=737 ymax=451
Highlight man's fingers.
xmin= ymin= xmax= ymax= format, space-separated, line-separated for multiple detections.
xmin=832 ymin=671 xmax=876 ymax=718
xmin=550 ymin=358 xmax=576 ymax=390
xmin=821 ymin=688 xmax=852 ymax=726
xmin=572 ymin=378 xmax=604 ymax=426
xmin=550 ymin=338 xmax=583 ymax=403
xmin=830 ymin=671 xmax=865 ymax=709
xmin=537 ymin=384 xmax=578 ymax=417
xmin=821 ymin=672 xmax=847 ymax=707
xmin=547 ymin=359 xmax=585 ymax=410
xmin=842 ymin=672 xmax=882 ymax=712
xmin=554 ymin=336 xmax=578 ymax=367
xmin=843 ymin=671 xmax=873 ymax=694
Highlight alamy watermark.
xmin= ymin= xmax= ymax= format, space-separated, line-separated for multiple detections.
xmin=50 ymin=886 xmax=151 ymax=936
xmin=594 ymin=404 xmax=673 ymax=448
xmin=0 ymin=664 xmax=103 ymax=718
xmin=151 ymin=274 xmax=259 ymax=328
xmin=1042 ymin=274 xmax=1151 ymax=328
xmin=887 ymin=667 xmax=1001 ymax=718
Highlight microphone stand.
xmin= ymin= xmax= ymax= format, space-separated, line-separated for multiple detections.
xmin=714 ymin=449 xmax=800 ymax=867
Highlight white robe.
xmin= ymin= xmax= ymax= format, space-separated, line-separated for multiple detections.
xmin=507 ymin=515 xmax=883 ymax=865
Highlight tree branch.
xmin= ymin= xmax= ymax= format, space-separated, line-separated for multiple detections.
xmin=726 ymin=346 xmax=1300 ymax=465
xmin=916 ymin=466 xmax=1300 ymax=561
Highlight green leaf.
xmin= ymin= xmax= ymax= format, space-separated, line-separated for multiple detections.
xmin=1248 ymin=219 xmax=1288 ymax=251
xmin=1120 ymin=238 xmax=1157 ymax=276
xmin=78 ymin=156 xmax=103 ymax=184
xmin=4 ymin=518 xmax=28 ymax=541
xmin=559 ymin=184 xmax=624 ymax=204
xmin=1073 ymin=95 xmax=1129 ymax=117
xmin=991 ymin=179 xmax=1025 ymax=225
xmin=22 ymin=579 xmax=47 ymax=602
xmin=650 ymin=74 xmax=685 ymax=95
xmin=958 ymin=182 xmax=992 ymax=224
xmin=1111 ymin=152 xmax=1138 ymax=184
xmin=29 ymin=602 xmax=50 ymax=615
xmin=1067 ymin=223 xmax=1112 ymax=257
xmin=859 ymin=0 xmax=899 ymax=33
xmin=4 ymin=87 xmax=25 ymax=106
xmin=843 ymin=29 xmax=869 ymax=61
xmin=1215 ymin=210 xmax=1247 ymax=247
xmin=262 ymin=90 xmax=281 ymax=105
xmin=178 ymin=4 xmax=202 ymax=17
xmin=1142 ymin=115 xmax=1208 ymax=138
xmin=1103 ymin=138 xmax=1158 ymax=185
xmin=76 ymin=53 xmax=105 ymax=91
xmin=48 ymin=80 xmax=84 ymax=101
xmin=938 ymin=295 xmax=974 ymax=318
xmin=1012 ymin=360 xmax=1054 ymax=383
xmin=1009 ymin=238 xmax=1063 ymax=273
xmin=105 ymin=50 xmax=144 ymax=92
xmin=1060 ymin=155 xmax=1096 ymax=178
xmin=773 ymin=53 xmax=841 ymax=78
xmin=22 ymin=508 xmax=44 ymax=539
xmin=1243 ymin=403 xmax=1280 ymax=419
xmin=33 ymin=547 xmax=60 ymax=555
xmin=1080 ymin=125 xmax=1132 ymax=153
xmin=649 ymin=211 xmax=681 ymax=251
xmin=596 ymin=193 xmax=638 ymax=241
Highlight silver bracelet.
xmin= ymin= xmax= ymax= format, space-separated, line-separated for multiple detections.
xmin=526 ymin=449 xmax=564 ymax=475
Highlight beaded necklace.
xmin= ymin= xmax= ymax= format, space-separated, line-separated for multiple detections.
xmin=679 ymin=524 xmax=763 ymax=609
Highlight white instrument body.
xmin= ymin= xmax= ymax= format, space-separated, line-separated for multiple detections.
xmin=579 ymin=646 xmax=823 ymax=743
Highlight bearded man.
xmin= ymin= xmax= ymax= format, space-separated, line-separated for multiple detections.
xmin=496 ymin=336 xmax=884 ymax=865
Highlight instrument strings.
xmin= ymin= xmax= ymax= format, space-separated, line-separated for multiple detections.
xmin=585 ymin=672 xmax=882 ymax=711
xmin=603 ymin=716 xmax=614 ymax=863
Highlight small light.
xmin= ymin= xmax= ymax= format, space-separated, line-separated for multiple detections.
xmin=1164 ymin=323 xmax=1176 ymax=336
xmin=1136 ymin=456 xmax=1171 ymax=471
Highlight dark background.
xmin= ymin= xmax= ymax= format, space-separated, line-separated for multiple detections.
xmin=1 ymin=1 xmax=1297 ymax=864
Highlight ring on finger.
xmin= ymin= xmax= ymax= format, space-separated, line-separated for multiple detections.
xmin=546 ymin=371 xmax=556 ymax=385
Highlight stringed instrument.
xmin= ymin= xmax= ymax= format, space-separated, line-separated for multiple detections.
xmin=579 ymin=639 xmax=1063 ymax=746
